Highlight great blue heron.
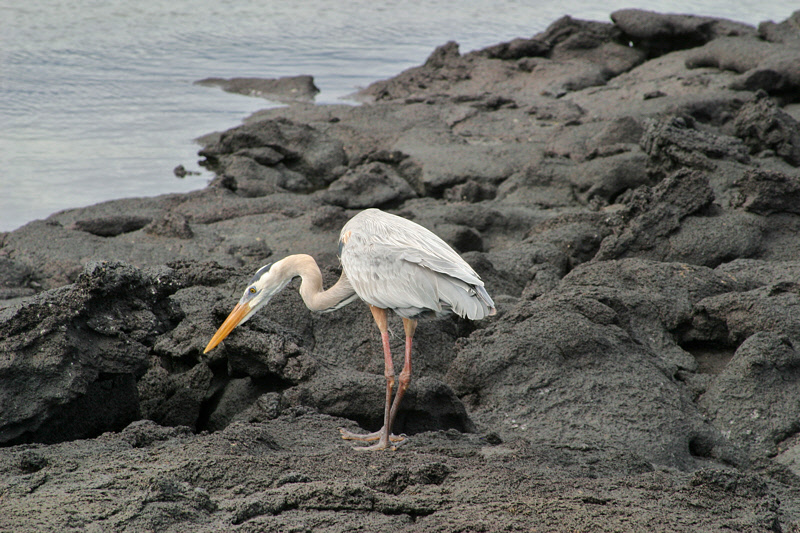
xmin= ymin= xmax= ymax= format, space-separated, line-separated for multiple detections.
xmin=204 ymin=208 xmax=496 ymax=450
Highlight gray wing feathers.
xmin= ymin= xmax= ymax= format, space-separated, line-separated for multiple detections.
xmin=340 ymin=209 xmax=495 ymax=319
xmin=433 ymin=273 xmax=489 ymax=319
xmin=399 ymin=249 xmax=483 ymax=287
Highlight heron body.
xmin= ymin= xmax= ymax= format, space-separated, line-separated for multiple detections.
xmin=204 ymin=208 xmax=495 ymax=450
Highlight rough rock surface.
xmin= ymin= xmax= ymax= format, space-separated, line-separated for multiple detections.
xmin=2 ymin=9 xmax=800 ymax=532
xmin=195 ymin=75 xmax=320 ymax=103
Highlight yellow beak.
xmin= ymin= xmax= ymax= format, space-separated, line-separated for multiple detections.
xmin=203 ymin=302 xmax=251 ymax=353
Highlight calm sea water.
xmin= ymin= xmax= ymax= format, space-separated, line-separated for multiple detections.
xmin=1 ymin=1 xmax=793 ymax=231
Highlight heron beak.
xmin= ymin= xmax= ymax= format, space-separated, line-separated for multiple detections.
xmin=203 ymin=302 xmax=252 ymax=353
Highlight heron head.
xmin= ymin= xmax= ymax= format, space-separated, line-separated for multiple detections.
xmin=203 ymin=261 xmax=291 ymax=353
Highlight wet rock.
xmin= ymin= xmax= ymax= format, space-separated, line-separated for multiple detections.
xmin=195 ymin=74 xmax=320 ymax=103
xmin=172 ymin=164 xmax=200 ymax=178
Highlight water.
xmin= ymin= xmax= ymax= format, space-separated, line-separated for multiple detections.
xmin=1 ymin=1 xmax=793 ymax=232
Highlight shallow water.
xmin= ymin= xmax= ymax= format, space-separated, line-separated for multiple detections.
xmin=0 ymin=0 xmax=793 ymax=231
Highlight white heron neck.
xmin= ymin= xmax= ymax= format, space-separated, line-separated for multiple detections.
xmin=281 ymin=254 xmax=357 ymax=312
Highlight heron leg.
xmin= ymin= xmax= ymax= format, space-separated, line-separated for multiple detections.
xmin=386 ymin=318 xmax=416 ymax=432
xmin=339 ymin=306 xmax=406 ymax=449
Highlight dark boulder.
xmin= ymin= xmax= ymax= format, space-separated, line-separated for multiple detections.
xmin=0 ymin=261 xmax=184 ymax=444
xmin=611 ymin=9 xmax=756 ymax=57
xmin=199 ymin=118 xmax=347 ymax=194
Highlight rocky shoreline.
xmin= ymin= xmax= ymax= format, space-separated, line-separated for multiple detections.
xmin=3 ymin=9 xmax=800 ymax=531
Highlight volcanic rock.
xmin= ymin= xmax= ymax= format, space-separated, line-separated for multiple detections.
xmin=2 ymin=9 xmax=800 ymax=532
xmin=195 ymin=75 xmax=320 ymax=103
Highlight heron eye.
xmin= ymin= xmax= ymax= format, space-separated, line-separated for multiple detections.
xmin=249 ymin=287 xmax=256 ymax=294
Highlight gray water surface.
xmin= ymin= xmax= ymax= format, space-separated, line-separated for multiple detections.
xmin=1 ymin=0 xmax=793 ymax=231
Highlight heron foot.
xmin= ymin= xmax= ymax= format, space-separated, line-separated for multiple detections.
xmin=338 ymin=426 xmax=407 ymax=450
xmin=351 ymin=437 xmax=407 ymax=451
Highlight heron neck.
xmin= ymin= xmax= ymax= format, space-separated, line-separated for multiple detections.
xmin=283 ymin=254 xmax=356 ymax=312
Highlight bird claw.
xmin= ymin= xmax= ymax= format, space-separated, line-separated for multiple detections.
xmin=338 ymin=427 xmax=407 ymax=450
xmin=352 ymin=434 xmax=408 ymax=451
